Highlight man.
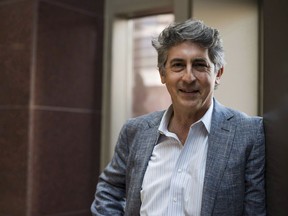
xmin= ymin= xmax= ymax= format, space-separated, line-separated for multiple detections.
xmin=91 ymin=19 xmax=265 ymax=215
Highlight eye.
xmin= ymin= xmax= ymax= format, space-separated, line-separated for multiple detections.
xmin=193 ymin=62 xmax=210 ymax=72
xmin=170 ymin=62 xmax=185 ymax=72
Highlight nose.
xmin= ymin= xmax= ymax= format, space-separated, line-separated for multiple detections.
xmin=182 ymin=66 xmax=196 ymax=83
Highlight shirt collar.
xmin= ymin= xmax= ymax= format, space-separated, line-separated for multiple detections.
xmin=158 ymin=100 xmax=214 ymax=134
xmin=201 ymin=99 xmax=213 ymax=133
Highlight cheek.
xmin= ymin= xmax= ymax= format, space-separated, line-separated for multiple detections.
xmin=163 ymin=73 xmax=180 ymax=84
xmin=198 ymin=76 xmax=216 ymax=89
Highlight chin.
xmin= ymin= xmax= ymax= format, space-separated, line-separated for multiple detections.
xmin=181 ymin=101 xmax=201 ymax=110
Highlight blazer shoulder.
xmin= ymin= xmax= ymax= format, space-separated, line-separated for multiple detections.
xmin=222 ymin=105 xmax=263 ymax=127
xmin=216 ymin=105 xmax=264 ymax=147
xmin=125 ymin=110 xmax=165 ymax=130
xmin=214 ymin=100 xmax=262 ymax=126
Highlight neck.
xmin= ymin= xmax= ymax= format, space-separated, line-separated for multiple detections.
xmin=173 ymin=104 xmax=210 ymax=126
xmin=168 ymin=102 xmax=212 ymax=144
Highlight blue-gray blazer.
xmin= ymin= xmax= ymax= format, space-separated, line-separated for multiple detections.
xmin=91 ymin=99 xmax=266 ymax=216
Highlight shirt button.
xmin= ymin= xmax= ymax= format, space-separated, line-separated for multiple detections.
xmin=177 ymin=169 xmax=182 ymax=173
xmin=173 ymin=198 xmax=177 ymax=202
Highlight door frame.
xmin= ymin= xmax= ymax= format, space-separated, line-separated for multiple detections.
xmin=100 ymin=0 xmax=192 ymax=169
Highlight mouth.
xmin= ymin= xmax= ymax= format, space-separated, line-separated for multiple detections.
xmin=179 ymin=89 xmax=200 ymax=94
xmin=179 ymin=89 xmax=200 ymax=98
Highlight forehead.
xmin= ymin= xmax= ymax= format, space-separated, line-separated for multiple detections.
xmin=167 ymin=41 xmax=211 ymax=61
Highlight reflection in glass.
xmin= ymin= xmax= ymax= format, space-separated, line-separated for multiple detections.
xmin=131 ymin=14 xmax=174 ymax=117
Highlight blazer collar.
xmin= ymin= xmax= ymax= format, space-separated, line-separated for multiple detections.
xmin=126 ymin=112 xmax=163 ymax=214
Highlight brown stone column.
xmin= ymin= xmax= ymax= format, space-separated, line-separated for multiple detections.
xmin=0 ymin=0 xmax=103 ymax=215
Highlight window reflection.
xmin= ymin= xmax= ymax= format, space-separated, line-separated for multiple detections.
xmin=131 ymin=14 xmax=174 ymax=117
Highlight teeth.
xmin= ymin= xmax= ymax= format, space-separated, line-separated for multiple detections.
xmin=180 ymin=89 xmax=198 ymax=93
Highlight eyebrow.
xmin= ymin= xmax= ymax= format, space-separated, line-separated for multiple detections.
xmin=169 ymin=58 xmax=185 ymax=63
xmin=193 ymin=57 xmax=209 ymax=62
xmin=169 ymin=57 xmax=209 ymax=63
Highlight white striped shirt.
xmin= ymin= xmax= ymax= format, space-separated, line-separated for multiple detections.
xmin=140 ymin=101 xmax=213 ymax=216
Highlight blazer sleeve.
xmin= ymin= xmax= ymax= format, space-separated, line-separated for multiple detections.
xmin=243 ymin=118 xmax=266 ymax=215
xmin=91 ymin=123 xmax=130 ymax=216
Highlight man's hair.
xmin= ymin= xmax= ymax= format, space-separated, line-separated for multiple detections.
xmin=152 ymin=19 xmax=226 ymax=74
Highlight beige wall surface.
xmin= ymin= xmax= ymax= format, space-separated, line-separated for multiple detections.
xmin=193 ymin=0 xmax=259 ymax=116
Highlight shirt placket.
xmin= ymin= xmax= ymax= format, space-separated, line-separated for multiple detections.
xmin=166 ymin=126 xmax=197 ymax=215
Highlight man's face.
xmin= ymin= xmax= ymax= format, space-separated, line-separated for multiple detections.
xmin=160 ymin=41 xmax=223 ymax=116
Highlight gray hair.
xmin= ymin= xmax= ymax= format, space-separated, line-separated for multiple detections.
xmin=152 ymin=19 xmax=226 ymax=74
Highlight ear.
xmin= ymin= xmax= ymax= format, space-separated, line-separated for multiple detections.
xmin=215 ymin=67 xmax=224 ymax=85
xmin=160 ymin=69 xmax=166 ymax=84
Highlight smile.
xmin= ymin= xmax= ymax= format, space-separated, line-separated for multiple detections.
xmin=179 ymin=89 xmax=199 ymax=94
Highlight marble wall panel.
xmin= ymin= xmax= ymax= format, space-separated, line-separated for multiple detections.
xmin=0 ymin=109 xmax=29 ymax=215
xmin=0 ymin=0 xmax=34 ymax=106
xmin=30 ymin=110 xmax=100 ymax=215
xmin=35 ymin=2 xmax=101 ymax=110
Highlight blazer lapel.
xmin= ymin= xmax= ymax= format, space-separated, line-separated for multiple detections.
xmin=134 ymin=126 xmax=160 ymax=182
xmin=201 ymin=100 xmax=236 ymax=216
xmin=126 ymin=113 xmax=162 ymax=215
